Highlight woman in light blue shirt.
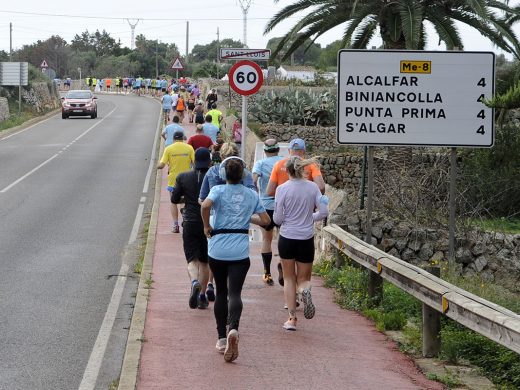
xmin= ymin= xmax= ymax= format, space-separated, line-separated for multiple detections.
xmin=201 ymin=157 xmax=270 ymax=363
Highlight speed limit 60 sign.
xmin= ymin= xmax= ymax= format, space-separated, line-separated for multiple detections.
xmin=228 ymin=60 xmax=264 ymax=96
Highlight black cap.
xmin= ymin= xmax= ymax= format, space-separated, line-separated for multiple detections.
xmin=173 ymin=131 xmax=184 ymax=140
xmin=194 ymin=147 xmax=211 ymax=169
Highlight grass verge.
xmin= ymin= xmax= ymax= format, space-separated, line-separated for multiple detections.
xmin=314 ymin=256 xmax=520 ymax=389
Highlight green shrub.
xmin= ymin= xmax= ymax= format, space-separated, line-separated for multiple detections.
xmin=459 ymin=123 xmax=520 ymax=218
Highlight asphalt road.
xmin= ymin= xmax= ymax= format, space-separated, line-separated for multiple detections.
xmin=0 ymin=94 xmax=160 ymax=390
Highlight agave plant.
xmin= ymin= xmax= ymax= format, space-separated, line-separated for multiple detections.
xmin=249 ymin=88 xmax=337 ymax=126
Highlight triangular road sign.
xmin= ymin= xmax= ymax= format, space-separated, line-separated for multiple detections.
xmin=40 ymin=60 xmax=48 ymax=68
xmin=171 ymin=57 xmax=184 ymax=70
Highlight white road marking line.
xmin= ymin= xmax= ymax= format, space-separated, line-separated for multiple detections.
xmin=142 ymin=105 xmax=163 ymax=194
xmin=77 ymin=263 xmax=129 ymax=390
xmin=1 ymin=112 xmax=59 ymax=141
xmin=128 ymin=202 xmax=145 ymax=245
xmin=0 ymin=107 xmax=117 ymax=193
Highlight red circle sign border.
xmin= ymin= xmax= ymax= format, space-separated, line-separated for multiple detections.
xmin=228 ymin=60 xmax=264 ymax=96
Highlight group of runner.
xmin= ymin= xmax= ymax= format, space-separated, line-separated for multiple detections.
xmin=156 ymin=89 xmax=329 ymax=363
xmin=84 ymin=76 xmax=199 ymax=98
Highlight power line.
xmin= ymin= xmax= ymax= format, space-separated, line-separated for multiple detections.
xmin=0 ymin=9 xmax=279 ymax=21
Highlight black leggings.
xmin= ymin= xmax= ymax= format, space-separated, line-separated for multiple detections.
xmin=209 ymin=257 xmax=250 ymax=339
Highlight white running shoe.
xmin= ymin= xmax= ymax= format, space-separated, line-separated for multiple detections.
xmin=215 ymin=338 xmax=226 ymax=354
xmin=224 ymin=329 xmax=239 ymax=362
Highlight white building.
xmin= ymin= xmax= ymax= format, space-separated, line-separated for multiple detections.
xmin=276 ymin=65 xmax=317 ymax=81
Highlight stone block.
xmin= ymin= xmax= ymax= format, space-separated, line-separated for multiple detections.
xmin=381 ymin=238 xmax=396 ymax=252
xmin=471 ymin=242 xmax=485 ymax=256
xmin=401 ymin=248 xmax=414 ymax=262
xmin=395 ymin=239 xmax=408 ymax=251
xmin=381 ymin=220 xmax=394 ymax=233
xmin=455 ymin=247 xmax=474 ymax=264
xmin=372 ymin=226 xmax=383 ymax=241
xmin=429 ymin=251 xmax=444 ymax=263
xmin=419 ymin=243 xmax=434 ymax=261
xmin=473 ymin=255 xmax=488 ymax=272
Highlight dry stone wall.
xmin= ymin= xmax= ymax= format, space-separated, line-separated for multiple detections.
xmin=327 ymin=209 xmax=520 ymax=291
xmin=0 ymin=97 xmax=9 ymax=121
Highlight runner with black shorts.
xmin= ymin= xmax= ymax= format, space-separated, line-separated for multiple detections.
xmin=171 ymin=148 xmax=212 ymax=310
xmin=273 ymin=157 xmax=329 ymax=331
xmin=252 ymin=139 xmax=283 ymax=286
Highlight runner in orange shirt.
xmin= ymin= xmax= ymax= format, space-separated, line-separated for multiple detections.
xmin=266 ymin=138 xmax=325 ymax=197
xmin=266 ymin=137 xmax=325 ymax=286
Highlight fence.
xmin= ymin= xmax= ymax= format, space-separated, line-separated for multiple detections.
xmin=321 ymin=224 xmax=520 ymax=356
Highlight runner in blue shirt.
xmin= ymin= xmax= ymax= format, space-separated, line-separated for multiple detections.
xmin=161 ymin=91 xmax=173 ymax=125
xmin=252 ymin=138 xmax=284 ymax=286
xmin=201 ymin=157 xmax=270 ymax=362
xmin=203 ymin=114 xmax=220 ymax=143
xmin=162 ymin=116 xmax=185 ymax=146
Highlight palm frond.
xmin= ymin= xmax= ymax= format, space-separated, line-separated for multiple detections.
xmin=351 ymin=19 xmax=378 ymax=49
xmin=398 ymin=0 xmax=423 ymax=49
xmin=449 ymin=9 xmax=517 ymax=55
xmin=464 ymin=0 xmax=489 ymax=18
xmin=426 ymin=10 xmax=464 ymax=49
xmin=264 ymin=0 xmax=326 ymax=34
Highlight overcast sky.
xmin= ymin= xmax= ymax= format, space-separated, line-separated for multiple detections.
xmin=1 ymin=1 xmax=520 ymax=60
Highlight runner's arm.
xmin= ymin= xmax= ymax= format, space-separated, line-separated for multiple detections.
xmin=201 ymin=198 xmax=213 ymax=237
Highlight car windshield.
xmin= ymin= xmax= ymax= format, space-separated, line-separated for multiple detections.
xmin=66 ymin=91 xmax=92 ymax=99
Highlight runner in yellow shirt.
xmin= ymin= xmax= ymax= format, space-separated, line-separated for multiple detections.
xmin=157 ymin=131 xmax=195 ymax=232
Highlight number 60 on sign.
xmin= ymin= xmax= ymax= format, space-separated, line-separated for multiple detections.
xmin=228 ymin=60 xmax=264 ymax=96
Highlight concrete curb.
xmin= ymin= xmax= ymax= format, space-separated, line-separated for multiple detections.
xmin=118 ymin=124 xmax=163 ymax=390
xmin=0 ymin=108 xmax=60 ymax=139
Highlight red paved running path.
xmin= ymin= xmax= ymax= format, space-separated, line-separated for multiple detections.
xmin=137 ymin=121 xmax=443 ymax=390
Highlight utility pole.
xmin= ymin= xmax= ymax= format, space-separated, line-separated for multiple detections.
xmin=9 ymin=23 xmax=13 ymax=61
xmin=186 ymin=21 xmax=189 ymax=63
xmin=238 ymin=0 xmax=253 ymax=47
xmin=127 ymin=19 xmax=140 ymax=50
xmin=216 ymin=27 xmax=220 ymax=79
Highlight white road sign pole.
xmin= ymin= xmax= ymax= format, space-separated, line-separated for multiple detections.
xmin=241 ymin=96 xmax=247 ymax=159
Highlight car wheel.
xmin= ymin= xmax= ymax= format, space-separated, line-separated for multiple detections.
xmin=91 ymin=112 xmax=97 ymax=119
xmin=62 ymin=112 xmax=68 ymax=119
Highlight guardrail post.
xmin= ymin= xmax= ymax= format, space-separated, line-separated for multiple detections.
xmin=422 ymin=266 xmax=441 ymax=357
xmin=334 ymin=248 xmax=344 ymax=268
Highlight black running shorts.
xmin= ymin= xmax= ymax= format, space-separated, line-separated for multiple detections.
xmin=278 ymin=235 xmax=315 ymax=263
xmin=182 ymin=221 xmax=208 ymax=263
xmin=263 ymin=209 xmax=278 ymax=232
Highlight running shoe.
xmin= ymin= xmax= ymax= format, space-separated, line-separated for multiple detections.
xmin=172 ymin=224 xmax=180 ymax=233
xmin=215 ymin=338 xmax=226 ymax=354
xmin=206 ymin=283 xmax=215 ymax=302
xmin=302 ymin=288 xmax=315 ymax=319
xmin=189 ymin=281 xmax=201 ymax=309
xmin=283 ymin=317 xmax=297 ymax=331
xmin=198 ymin=293 xmax=209 ymax=309
xmin=262 ymin=273 xmax=274 ymax=286
xmin=224 ymin=329 xmax=239 ymax=362
xmin=277 ymin=263 xmax=284 ymax=286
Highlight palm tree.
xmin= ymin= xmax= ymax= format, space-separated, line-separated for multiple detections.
xmin=265 ymin=0 xmax=520 ymax=61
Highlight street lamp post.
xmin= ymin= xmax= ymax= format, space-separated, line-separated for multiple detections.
xmin=78 ymin=67 xmax=82 ymax=88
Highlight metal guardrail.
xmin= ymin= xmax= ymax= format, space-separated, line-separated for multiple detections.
xmin=322 ymin=224 xmax=520 ymax=355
